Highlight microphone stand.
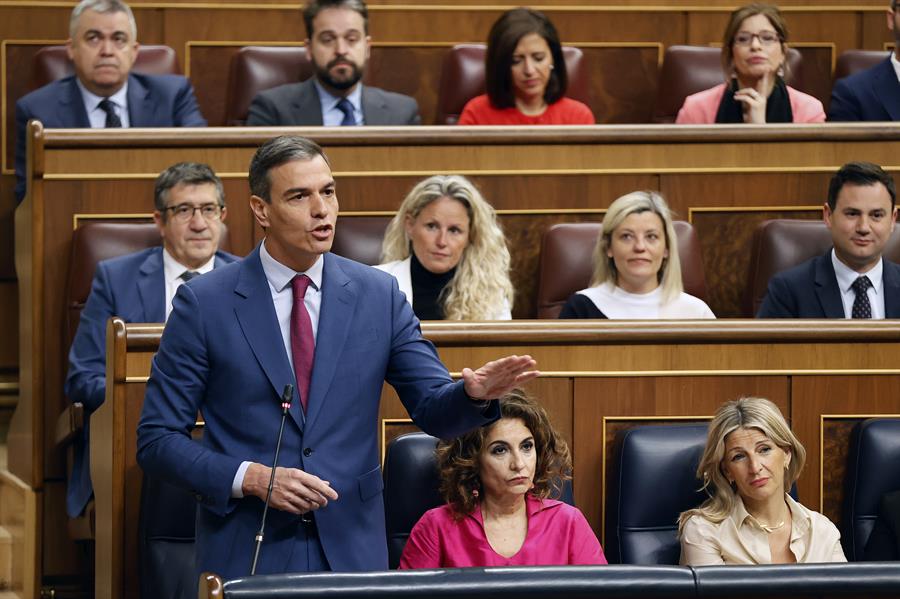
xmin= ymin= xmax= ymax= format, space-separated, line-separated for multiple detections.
xmin=250 ymin=383 xmax=293 ymax=575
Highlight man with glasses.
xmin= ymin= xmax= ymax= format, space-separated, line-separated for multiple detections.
xmin=64 ymin=162 xmax=236 ymax=518
xmin=829 ymin=0 xmax=900 ymax=121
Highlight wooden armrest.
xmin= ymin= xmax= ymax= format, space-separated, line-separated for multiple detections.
xmin=200 ymin=573 xmax=224 ymax=599
xmin=55 ymin=402 xmax=85 ymax=446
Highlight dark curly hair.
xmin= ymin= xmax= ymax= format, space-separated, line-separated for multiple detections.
xmin=436 ymin=388 xmax=571 ymax=518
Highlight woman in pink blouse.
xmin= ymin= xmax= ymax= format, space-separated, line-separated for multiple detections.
xmin=399 ymin=388 xmax=606 ymax=568
xmin=675 ymin=4 xmax=824 ymax=124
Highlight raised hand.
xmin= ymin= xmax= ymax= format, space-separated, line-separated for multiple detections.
xmin=461 ymin=354 xmax=539 ymax=401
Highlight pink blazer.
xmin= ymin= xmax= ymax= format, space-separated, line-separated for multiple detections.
xmin=675 ymin=83 xmax=826 ymax=124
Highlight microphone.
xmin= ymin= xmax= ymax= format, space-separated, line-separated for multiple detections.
xmin=250 ymin=383 xmax=293 ymax=576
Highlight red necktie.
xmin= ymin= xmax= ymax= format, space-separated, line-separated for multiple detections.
xmin=290 ymin=275 xmax=315 ymax=412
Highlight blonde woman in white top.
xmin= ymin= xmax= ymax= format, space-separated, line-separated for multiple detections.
xmin=679 ymin=397 xmax=846 ymax=565
xmin=559 ymin=191 xmax=714 ymax=319
xmin=377 ymin=175 xmax=513 ymax=320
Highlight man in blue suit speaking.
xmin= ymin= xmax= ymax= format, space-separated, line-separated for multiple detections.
xmin=137 ymin=136 xmax=538 ymax=581
xmin=65 ymin=162 xmax=236 ymax=519
xmin=14 ymin=0 xmax=207 ymax=202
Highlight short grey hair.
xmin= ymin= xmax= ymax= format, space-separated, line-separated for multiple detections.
xmin=70 ymin=0 xmax=137 ymax=41
xmin=248 ymin=136 xmax=330 ymax=203
xmin=154 ymin=162 xmax=225 ymax=214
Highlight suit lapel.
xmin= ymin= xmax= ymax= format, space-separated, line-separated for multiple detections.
xmin=60 ymin=77 xmax=90 ymax=127
xmin=234 ymin=247 xmax=305 ymax=431
xmin=137 ymin=248 xmax=166 ymax=322
xmin=873 ymin=59 xmax=900 ymax=121
xmin=882 ymin=260 xmax=900 ymax=318
xmin=292 ymin=80 xmax=324 ymax=126
xmin=814 ymin=253 xmax=846 ymax=318
xmin=360 ymin=86 xmax=389 ymax=125
xmin=126 ymin=74 xmax=154 ymax=126
xmin=304 ymin=253 xmax=357 ymax=432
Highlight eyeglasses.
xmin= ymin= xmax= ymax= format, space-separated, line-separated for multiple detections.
xmin=733 ymin=31 xmax=781 ymax=47
xmin=164 ymin=203 xmax=223 ymax=223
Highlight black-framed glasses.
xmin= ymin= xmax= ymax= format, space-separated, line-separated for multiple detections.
xmin=164 ymin=203 xmax=223 ymax=223
xmin=733 ymin=31 xmax=781 ymax=47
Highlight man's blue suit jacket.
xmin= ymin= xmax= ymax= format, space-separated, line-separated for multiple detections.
xmin=828 ymin=57 xmax=900 ymax=122
xmin=64 ymin=246 xmax=236 ymax=518
xmin=14 ymin=73 xmax=207 ymax=201
xmin=757 ymin=250 xmax=900 ymax=318
xmin=136 ymin=247 xmax=499 ymax=580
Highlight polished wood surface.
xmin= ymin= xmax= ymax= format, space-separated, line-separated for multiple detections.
xmin=10 ymin=124 xmax=900 ymax=595
xmin=98 ymin=320 xmax=900 ymax=598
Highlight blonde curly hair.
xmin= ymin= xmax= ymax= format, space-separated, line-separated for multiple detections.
xmin=380 ymin=175 xmax=513 ymax=320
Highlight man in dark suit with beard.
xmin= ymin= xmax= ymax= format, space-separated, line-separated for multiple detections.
xmin=247 ymin=0 xmax=420 ymax=127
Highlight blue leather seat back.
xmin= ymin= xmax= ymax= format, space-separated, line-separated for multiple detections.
xmin=841 ymin=418 xmax=900 ymax=561
xmin=606 ymin=423 xmax=709 ymax=565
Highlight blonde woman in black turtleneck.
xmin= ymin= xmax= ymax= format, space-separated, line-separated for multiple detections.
xmin=376 ymin=175 xmax=513 ymax=321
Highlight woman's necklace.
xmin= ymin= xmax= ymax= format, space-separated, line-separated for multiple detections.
xmin=757 ymin=518 xmax=786 ymax=534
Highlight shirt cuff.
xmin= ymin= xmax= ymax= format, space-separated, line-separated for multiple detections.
xmin=231 ymin=461 xmax=251 ymax=498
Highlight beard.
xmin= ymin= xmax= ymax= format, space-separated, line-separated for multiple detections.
xmin=315 ymin=57 xmax=364 ymax=91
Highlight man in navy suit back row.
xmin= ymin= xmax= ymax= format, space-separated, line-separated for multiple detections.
xmin=758 ymin=162 xmax=900 ymax=318
xmin=64 ymin=162 xmax=236 ymax=519
xmin=14 ymin=0 xmax=207 ymax=202
xmin=828 ymin=0 xmax=900 ymax=122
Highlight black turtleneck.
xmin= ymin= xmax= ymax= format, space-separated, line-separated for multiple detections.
xmin=410 ymin=253 xmax=456 ymax=320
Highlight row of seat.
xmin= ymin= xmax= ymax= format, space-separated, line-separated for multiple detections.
xmin=28 ymin=43 xmax=889 ymax=125
xmin=67 ymin=217 xmax=900 ymax=331
xmin=141 ymin=418 xmax=900 ymax=597
xmin=384 ymin=418 xmax=900 ymax=569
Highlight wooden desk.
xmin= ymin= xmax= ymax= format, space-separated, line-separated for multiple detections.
xmin=96 ymin=319 xmax=900 ymax=599
xmin=10 ymin=123 xmax=900 ymax=594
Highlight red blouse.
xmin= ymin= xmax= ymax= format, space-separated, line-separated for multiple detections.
xmin=458 ymin=94 xmax=595 ymax=125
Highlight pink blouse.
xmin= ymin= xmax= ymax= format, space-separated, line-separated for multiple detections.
xmin=399 ymin=495 xmax=607 ymax=568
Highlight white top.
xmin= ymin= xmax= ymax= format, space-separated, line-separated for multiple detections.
xmin=576 ymin=282 xmax=715 ymax=319
xmin=76 ymin=78 xmax=131 ymax=128
xmin=162 ymin=248 xmax=215 ymax=320
xmin=375 ymin=257 xmax=512 ymax=320
xmin=314 ymin=79 xmax=364 ymax=126
xmin=831 ymin=249 xmax=885 ymax=319
xmin=680 ymin=494 xmax=847 ymax=565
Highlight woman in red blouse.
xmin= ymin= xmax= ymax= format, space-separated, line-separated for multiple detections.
xmin=458 ymin=8 xmax=594 ymax=126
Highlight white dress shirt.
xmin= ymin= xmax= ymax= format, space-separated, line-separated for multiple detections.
xmin=831 ymin=249 xmax=885 ymax=319
xmin=162 ymin=249 xmax=216 ymax=320
xmin=75 ymin=79 xmax=131 ymax=128
xmin=891 ymin=52 xmax=900 ymax=85
xmin=231 ymin=240 xmax=324 ymax=497
xmin=314 ymin=79 xmax=364 ymax=126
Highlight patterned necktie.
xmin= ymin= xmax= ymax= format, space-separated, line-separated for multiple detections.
xmin=180 ymin=271 xmax=200 ymax=282
xmin=98 ymin=98 xmax=122 ymax=128
xmin=851 ymin=276 xmax=873 ymax=319
xmin=291 ymin=275 xmax=315 ymax=412
xmin=336 ymin=98 xmax=357 ymax=126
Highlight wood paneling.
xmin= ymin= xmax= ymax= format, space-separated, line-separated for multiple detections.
xmin=12 ymin=124 xmax=900 ymax=593
xmin=789 ymin=376 xmax=900 ymax=518
xmin=94 ymin=320 xmax=900 ymax=596
xmin=691 ymin=207 xmax=822 ymax=318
